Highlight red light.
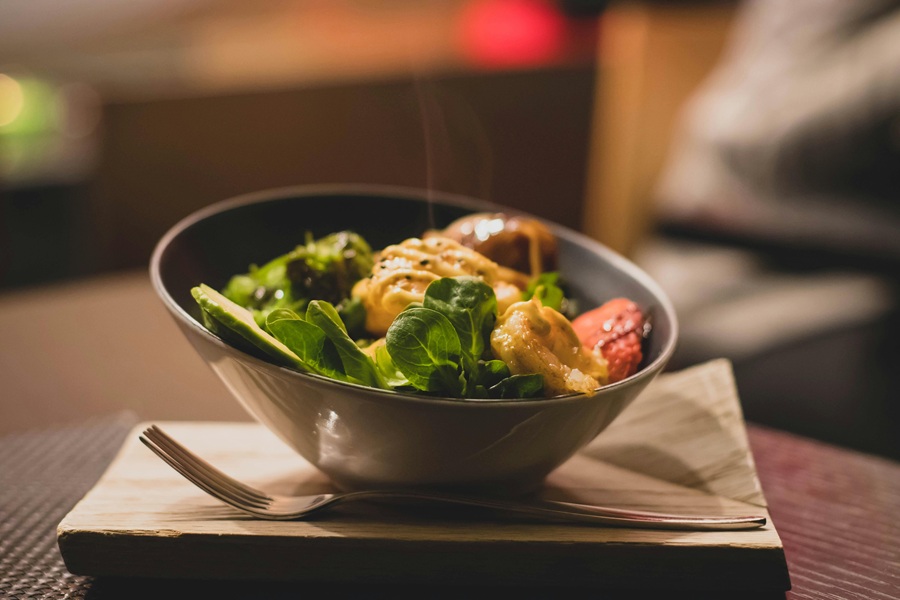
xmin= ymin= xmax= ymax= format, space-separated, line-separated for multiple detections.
xmin=458 ymin=0 xmax=566 ymax=68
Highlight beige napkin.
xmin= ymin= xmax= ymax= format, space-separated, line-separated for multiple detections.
xmin=539 ymin=358 xmax=768 ymax=513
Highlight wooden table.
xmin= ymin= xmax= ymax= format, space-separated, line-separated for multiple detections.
xmin=1 ymin=271 xmax=898 ymax=597
xmin=1 ymin=414 xmax=897 ymax=598
xmin=748 ymin=426 xmax=898 ymax=599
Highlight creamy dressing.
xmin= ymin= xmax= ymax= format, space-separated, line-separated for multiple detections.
xmin=352 ymin=236 xmax=525 ymax=336
xmin=490 ymin=297 xmax=609 ymax=396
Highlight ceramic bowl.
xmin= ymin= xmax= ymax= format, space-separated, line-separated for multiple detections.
xmin=150 ymin=185 xmax=678 ymax=495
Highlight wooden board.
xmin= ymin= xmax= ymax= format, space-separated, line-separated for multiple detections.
xmin=57 ymin=359 xmax=790 ymax=591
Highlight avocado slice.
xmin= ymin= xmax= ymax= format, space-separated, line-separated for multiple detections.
xmin=191 ymin=284 xmax=308 ymax=372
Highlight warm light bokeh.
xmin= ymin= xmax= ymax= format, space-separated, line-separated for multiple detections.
xmin=0 ymin=74 xmax=25 ymax=127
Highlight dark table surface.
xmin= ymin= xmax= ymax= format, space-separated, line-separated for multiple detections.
xmin=2 ymin=412 xmax=898 ymax=599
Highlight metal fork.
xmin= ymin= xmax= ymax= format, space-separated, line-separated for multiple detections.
xmin=139 ymin=425 xmax=766 ymax=530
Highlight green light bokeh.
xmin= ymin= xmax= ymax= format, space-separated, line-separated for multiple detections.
xmin=0 ymin=77 xmax=61 ymax=137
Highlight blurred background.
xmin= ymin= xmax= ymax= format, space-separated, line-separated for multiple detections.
xmin=2 ymin=0 xmax=898 ymax=460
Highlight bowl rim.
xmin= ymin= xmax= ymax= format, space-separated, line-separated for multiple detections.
xmin=150 ymin=183 xmax=679 ymax=407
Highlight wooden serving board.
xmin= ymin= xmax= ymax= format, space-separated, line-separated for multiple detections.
xmin=58 ymin=359 xmax=790 ymax=592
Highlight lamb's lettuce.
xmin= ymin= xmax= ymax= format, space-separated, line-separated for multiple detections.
xmin=195 ymin=269 xmax=545 ymax=399
xmin=522 ymin=271 xmax=566 ymax=313
xmin=386 ymin=277 xmax=544 ymax=399
xmin=265 ymin=303 xmax=388 ymax=389
xmin=489 ymin=374 xmax=545 ymax=399
xmin=421 ymin=276 xmax=496 ymax=377
xmin=385 ymin=307 xmax=465 ymax=395
xmin=374 ymin=344 xmax=413 ymax=389
xmin=265 ymin=308 xmax=344 ymax=379
xmin=474 ymin=359 xmax=510 ymax=389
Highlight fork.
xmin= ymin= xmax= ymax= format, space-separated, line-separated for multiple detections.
xmin=139 ymin=425 xmax=767 ymax=530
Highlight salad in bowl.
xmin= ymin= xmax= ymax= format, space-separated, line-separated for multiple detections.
xmin=151 ymin=185 xmax=676 ymax=493
xmin=193 ymin=214 xmax=649 ymax=401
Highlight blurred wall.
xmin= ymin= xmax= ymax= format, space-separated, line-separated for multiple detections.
xmin=2 ymin=67 xmax=595 ymax=287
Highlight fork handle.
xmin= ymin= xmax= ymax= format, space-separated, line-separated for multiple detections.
xmin=345 ymin=491 xmax=767 ymax=531
xmin=525 ymin=498 xmax=766 ymax=530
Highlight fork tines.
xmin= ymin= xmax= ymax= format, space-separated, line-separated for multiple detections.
xmin=140 ymin=425 xmax=272 ymax=510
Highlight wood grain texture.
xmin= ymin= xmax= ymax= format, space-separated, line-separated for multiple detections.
xmin=749 ymin=426 xmax=900 ymax=600
xmin=57 ymin=360 xmax=790 ymax=591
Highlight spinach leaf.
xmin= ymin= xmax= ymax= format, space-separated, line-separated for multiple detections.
xmin=475 ymin=359 xmax=510 ymax=389
xmin=265 ymin=303 xmax=387 ymax=389
xmin=470 ymin=360 xmax=545 ymax=400
xmin=383 ymin=278 xmax=546 ymax=399
xmin=385 ymin=307 xmax=464 ymax=395
xmin=522 ymin=272 xmax=566 ymax=313
xmin=305 ymin=301 xmax=385 ymax=388
xmin=462 ymin=360 xmax=512 ymax=398
xmin=374 ymin=344 xmax=412 ymax=389
xmin=422 ymin=277 xmax=496 ymax=366
xmin=489 ymin=374 xmax=545 ymax=399
xmin=265 ymin=308 xmax=344 ymax=379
